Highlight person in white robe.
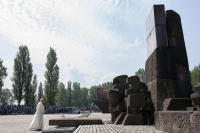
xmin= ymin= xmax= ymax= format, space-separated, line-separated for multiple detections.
xmin=29 ymin=98 xmax=45 ymax=131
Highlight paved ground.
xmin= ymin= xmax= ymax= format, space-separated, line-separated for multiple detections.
xmin=0 ymin=113 xmax=167 ymax=133
xmin=0 ymin=114 xmax=81 ymax=133
xmin=74 ymin=124 xmax=166 ymax=133
xmin=74 ymin=113 xmax=167 ymax=133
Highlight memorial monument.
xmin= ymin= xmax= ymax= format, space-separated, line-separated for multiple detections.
xmin=145 ymin=5 xmax=200 ymax=133
xmin=94 ymin=75 xmax=154 ymax=125
xmin=145 ymin=5 xmax=193 ymax=111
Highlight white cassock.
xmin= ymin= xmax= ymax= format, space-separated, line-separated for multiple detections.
xmin=29 ymin=102 xmax=44 ymax=130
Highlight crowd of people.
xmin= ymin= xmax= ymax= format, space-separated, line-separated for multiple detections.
xmin=0 ymin=105 xmax=85 ymax=115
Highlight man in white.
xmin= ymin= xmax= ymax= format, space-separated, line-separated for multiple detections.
xmin=29 ymin=98 xmax=45 ymax=131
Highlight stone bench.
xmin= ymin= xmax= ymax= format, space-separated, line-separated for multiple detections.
xmin=49 ymin=118 xmax=103 ymax=127
xmin=42 ymin=127 xmax=76 ymax=133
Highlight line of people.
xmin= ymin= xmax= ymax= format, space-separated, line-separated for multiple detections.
xmin=0 ymin=105 xmax=81 ymax=115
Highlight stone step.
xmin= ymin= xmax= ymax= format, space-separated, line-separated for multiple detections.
xmin=42 ymin=127 xmax=76 ymax=133
xmin=49 ymin=118 xmax=103 ymax=127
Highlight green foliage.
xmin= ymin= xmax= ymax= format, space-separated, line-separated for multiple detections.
xmin=30 ymin=74 xmax=37 ymax=105
xmin=0 ymin=88 xmax=14 ymax=105
xmin=191 ymin=64 xmax=200 ymax=86
xmin=56 ymin=82 xmax=68 ymax=107
xmin=80 ymin=87 xmax=88 ymax=107
xmin=37 ymin=82 xmax=43 ymax=102
xmin=12 ymin=45 xmax=33 ymax=106
xmin=88 ymin=85 xmax=98 ymax=105
xmin=135 ymin=68 xmax=145 ymax=82
xmin=72 ymin=82 xmax=81 ymax=107
xmin=100 ymin=82 xmax=112 ymax=89
xmin=67 ymin=81 xmax=72 ymax=107
xmin=44 ymin=47 xmax=59 ymax=105
xmin=0 ymin=59 xmax=7 ymax=96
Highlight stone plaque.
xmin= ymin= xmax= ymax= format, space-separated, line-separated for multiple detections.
xmin=146 ymin=5 xmax=168 ymax=58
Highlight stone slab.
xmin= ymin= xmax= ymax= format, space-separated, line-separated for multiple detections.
xmin=162 ymin=98 xmax=192 ymax=111
xmin=49 ymin=118 xmax=103 ymax=127
xmin=114 ymin=112 xmax=126 ymax=125
xmin=42 ymin=127 xmax=76 ymax=133
xmin=155 ymin=111 xmax=200 ymax=133
xmin=146 ymin=79 xmax=176 ymax=110
xmin=122 ymin=114 xmax=144 ymax=125
xmin=146 ymin=5 xmax=168 ymax=58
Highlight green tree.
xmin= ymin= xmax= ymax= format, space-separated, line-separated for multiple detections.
xmin=12 ymin=45 xmax=33 ymax=106
xmin=44 ymin=47 xmax=59 ymax=105
xmin=30 ymin=74 xmax=37 ymax=105
xmin=80 ymin=87 xmax=88 ymax=107
xmin=100 ymin=82 xmax=112 ymax=89
xmin=67 ymin=81 xmax=72 ymax=107
xmin=135 ymin=68 xmax=145 ymax=82
xmin=37 ymin=82 xmax=43 ymax=102
xmin=191 ymin=64 xmax=200 ymax=86
xmin=72 ymin=82 xmax=81 ymax=107
xmin=56 ymin=82 xmax=68 ymax=107
xmin=0 ymin=88 xmax=14 ymax=105
xmin=0 ymin=59 xmax=7 ymax=96
xmin=88 ymin=85 xmax=98 ymax=105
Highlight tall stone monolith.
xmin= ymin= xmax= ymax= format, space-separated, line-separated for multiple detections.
xmin=145 ymin=5 xmax=192 ymax=110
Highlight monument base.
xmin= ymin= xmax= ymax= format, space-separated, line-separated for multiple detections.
xmin=155 ymin=111 xmax=200 ymax=133
xmin=122 ymin=113 xmax=144 ymax=125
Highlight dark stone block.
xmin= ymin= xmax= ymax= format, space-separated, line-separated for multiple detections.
xmin=145 ymin=47 xmax=169 ymax=83
xmin=125 ymin=88 xmax=140 ymax=97
xmin=175 ymin=81 xmax=192 ymax=98
xmin=146 ymin=79 xmax=176 ymax=110
xmin=122 ymin=113 xmax=144 ymax=125
xmin=113 ymin=75 xmax=128 ymax=88
xmin=143 ymin=101 xmax=154 ymax=111
xmin=108 ymin=89 xmax=122 ymax=107
xmin=93 ymin=100 xmax=109 ymax=113
xmin=140 ymin=82 xmax=148 ymax=92
xmin=162 ymin=98 xmax=192 ymax=111
xmin=49 ymin=118 xmax=103 ymax=127
xmin=127 ymin=93 xmax=145 ymax=108
xmin=191 ymin=93 xmax=200 ymax=107
xmin=114 ymin=112 xmax=127 ymax=125
xmin=96 ymin=88 xmax=109 ymax=101
xmin=166 ymin=10 xmax=190 ymax=68
xmin=108 ymin=89 xmax=122 ymax=106
xmin=126 ymin=76 xmax=140 ymax=90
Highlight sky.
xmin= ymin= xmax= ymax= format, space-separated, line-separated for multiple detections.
xmin=0 ymin=0 xmax=200 ymax=89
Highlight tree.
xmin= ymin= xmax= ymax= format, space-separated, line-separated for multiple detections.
xmin=100 ymin=82 xmax=112 ymax=89
xmin=12 ymin=45 xmax=33 ymax=106
xmin=80 ymin=87 xmax=88 ymax=107
xmin=72 ymin=82 xmax=81 ymax=107
xmin=191 ymin=64 xmax=200 ymax=86
xmin=67 ymin=81 xmax=72 ymax=107
xmin=56 ymin=82 xmax=67 ymax=107
xmin=37 ymin=82 xmax=43 ymax=102
xmin=0 ymin=88 xmax=14 ymax=105
xmin=135 ymin=68 xmax=145 ymax=82
xmin=30 ymin=74 xmax=37 ymax=105
xmin=88 ymin=85 xmax=98 ymax=105
xmin=0 ymin=59 xmax=7 ymax=96
xmin=44 ymin=47 xmax=59 ymax=105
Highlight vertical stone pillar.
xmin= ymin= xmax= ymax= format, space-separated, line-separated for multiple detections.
xmin=145 ymin=5 xmax=192 ymax=111
xmin=166 ymin=10 xmax=192 ymax=98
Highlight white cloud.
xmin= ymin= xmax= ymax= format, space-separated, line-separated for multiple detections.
xmin=0 ymin=0 xmax=157 ymax=88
